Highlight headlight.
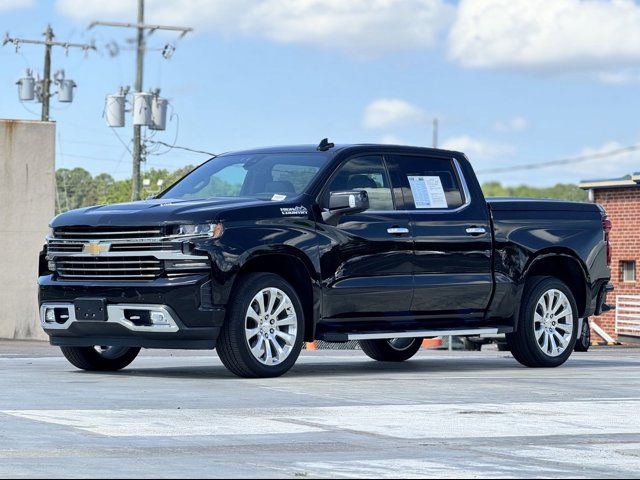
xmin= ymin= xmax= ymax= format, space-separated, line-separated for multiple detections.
xmin=174 ymin=223 xmax=224 ymax=239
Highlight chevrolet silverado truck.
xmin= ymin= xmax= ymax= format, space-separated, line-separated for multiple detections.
xmin=39 ymin=141 xmax=614 ymax=378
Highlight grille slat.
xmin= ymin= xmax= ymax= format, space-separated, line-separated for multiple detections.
xmin=54 ymin=226 xmax=164 ymax=240
xmin=55 ymin=256 xmax=163 ymax=281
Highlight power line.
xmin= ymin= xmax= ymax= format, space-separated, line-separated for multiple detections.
xmin=149 ymin=140 xmax=217 ymax=157
xmin=476 ymin=144 xmax=640 ymax=175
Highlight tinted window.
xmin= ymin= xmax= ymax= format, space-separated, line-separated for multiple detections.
xmin=391 ymin=155 xmax=465 ymax=210
xmin=161 ymin=153 xmax=328 ymax=201
xmin=326 ymin=156 xmax=394 ymax=211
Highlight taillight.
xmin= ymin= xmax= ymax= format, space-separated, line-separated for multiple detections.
xmin=603 ymin=216 xmax=613 ymax=266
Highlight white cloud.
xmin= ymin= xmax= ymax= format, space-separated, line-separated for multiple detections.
xmin=441 ymin=135 xmax=514 ymax=161
xmin=363 ymin=99 xmax=426 ymax=130
xmin=0 ymin=0 xmax=33 ymax=11
xmin=494 ymin=116 xmax=528 ymax=133
xmin=379 ymin=134 xmax=405 ymax=145
xmin=56 ymin=0 xmax=454 ymax=56
xmin=449 ymin=0 xmax=640 ymax=72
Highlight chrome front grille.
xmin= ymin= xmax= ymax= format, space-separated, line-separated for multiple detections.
xmin=55 ymin=256 xmax=163 ymax=280
xmin=46 ymin=226 xmax=210 ymax=281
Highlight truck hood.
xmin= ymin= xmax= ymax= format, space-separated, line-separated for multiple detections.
xmin=50 ymin=197 xmax=272 ymax=228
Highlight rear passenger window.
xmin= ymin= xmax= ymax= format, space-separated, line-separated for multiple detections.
xmin=326 ymin=156 xmax=394 ymax=211
xmin=390 ymin=155 xmax=466 ymax=210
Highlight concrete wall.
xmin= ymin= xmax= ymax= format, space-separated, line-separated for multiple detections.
xmin=0 ymin=119 xmax=56 ymax=340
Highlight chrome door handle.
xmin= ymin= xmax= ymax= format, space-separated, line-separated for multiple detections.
xmin=466 ymin=227 xmax=487 ymax=235
xmin=387 ymin=227 xmax=410 ymax=235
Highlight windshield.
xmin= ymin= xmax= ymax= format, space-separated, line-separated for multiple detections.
xmin=160 ymin=152 xmax=329 ymax=201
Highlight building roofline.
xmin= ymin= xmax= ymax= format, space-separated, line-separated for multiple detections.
xmin=579 ymin=174 xmax=640 ymax=190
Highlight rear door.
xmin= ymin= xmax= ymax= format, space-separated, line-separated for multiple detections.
xmin=387 ymin=154 xmax=493 ymax=320
xmin=318 ymin=155 xmax=414 ymax=320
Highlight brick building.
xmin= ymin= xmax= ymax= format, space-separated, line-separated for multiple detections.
xmin=580 ymin=173 xmax=640 ymax=344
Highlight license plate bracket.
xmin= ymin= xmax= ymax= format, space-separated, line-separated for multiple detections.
xmin=74 ymin=299 xmax=108 ymax=321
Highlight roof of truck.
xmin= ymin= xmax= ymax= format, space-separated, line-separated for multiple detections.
xmin=218 ymin=143 xmax=463 ymax=157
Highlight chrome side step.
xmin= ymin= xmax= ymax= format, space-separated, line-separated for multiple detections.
xmin=319 ymin=327 xmax=511 ymax=343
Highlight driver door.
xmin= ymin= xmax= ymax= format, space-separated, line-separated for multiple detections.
xmin=318 ymin=155 xmax=414 ymax=320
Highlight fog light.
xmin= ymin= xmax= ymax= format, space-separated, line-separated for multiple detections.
xmin=150 ymin=312 xmax=170 ymax=326
xmin=48 ymin=261 xmax=56 ymax=271
xmin=45 ymin=309 xmax=56 ymax=323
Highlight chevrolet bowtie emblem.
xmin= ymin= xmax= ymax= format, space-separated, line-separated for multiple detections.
xmin=84 ymin=242 xmax=110 ymax=255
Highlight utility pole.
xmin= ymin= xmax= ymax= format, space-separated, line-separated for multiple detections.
xmin=42 ymin=26 xmax=53 ymax=122
xmin=132 ymin=0 xmax=145 ymax=202
xmin=89 ymin=0 xmax=193 ymax=201
xmin=432 ymin=118 xmax=439 ymax=149
xmin=3 ymin=26 xmax=95 ymax=121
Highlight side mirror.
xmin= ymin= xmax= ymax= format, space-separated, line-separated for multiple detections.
xmin=322 ymin=190 xmax=369 ymax=223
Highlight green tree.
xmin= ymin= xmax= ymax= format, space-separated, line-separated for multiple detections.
xmin=481 ymin=182 xmax=588 ymax=202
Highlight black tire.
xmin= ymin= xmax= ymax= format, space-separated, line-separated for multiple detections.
xmin=359 ymin=338 xmax=423 ymax=362
xmin=60 ymin=346 xmax=141 ymax=372
xmin=507 ymin=276 xmax=579 ymax=368
xmin=463 ymin=338 xmax=483 ymax=351
xmin=216 ymin=273 xmax=305 ymax=378
xmin=574 ymin=318 xmax=591 ymax=352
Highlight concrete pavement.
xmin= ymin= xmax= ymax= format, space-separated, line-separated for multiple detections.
xmin=1 ymin=342 xmax=639 ymax=478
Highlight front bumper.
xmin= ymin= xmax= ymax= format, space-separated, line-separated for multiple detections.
xmin=39 ymin=274 xmax=225 ymax=350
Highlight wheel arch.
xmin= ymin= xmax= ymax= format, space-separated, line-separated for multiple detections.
xmin=231 ymin=248 xmax=319 ymax=342
xmin=523 ymin=249 xmax=589 ymax=318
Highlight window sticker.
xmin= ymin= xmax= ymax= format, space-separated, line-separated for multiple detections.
xmin=407 ymin=176 xmax=448 ymax=209
xmin=271 ymin=194 xmax=287 ymax=201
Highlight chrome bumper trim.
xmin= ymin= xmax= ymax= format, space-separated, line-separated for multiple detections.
xmin=40 ymin=303 xmax=180 ymax=333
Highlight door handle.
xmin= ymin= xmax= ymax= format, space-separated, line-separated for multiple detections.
xmin=387 ymin=227 xmax=410 ymax=235
xmin=466 ymin=227 xmax=487 ymax=236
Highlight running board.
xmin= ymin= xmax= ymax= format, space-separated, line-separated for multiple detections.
xmin=319 ymin=327 xmax=513 ymax=343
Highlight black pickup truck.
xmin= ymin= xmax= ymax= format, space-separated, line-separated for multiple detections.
xmin=39 ymin=141 xmax=613 ymax=378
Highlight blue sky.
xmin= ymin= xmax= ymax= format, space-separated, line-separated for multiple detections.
xmin=2 ymin=0 xmax=640 ymax=186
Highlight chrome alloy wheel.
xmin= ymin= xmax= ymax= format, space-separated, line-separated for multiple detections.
xmin=93 ymin=346 xmax=131 ymax=360
xmin=534 ymin=289 xmax=574 ymax=357
xmin=245 ymin=287 xmax=298 ymax=366
xmin=387 ymin=338 xmax=418 ymax=351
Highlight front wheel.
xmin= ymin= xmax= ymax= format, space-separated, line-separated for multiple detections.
xmin=507 ymin=277 xmax=579 ymax=368
xmin=216 ymin=273 xmax=305 ymax=378
xmin=60 ymin=346 xmax=141 ymax=371
xmin=359 ymin=338 xmax=423 ymax=362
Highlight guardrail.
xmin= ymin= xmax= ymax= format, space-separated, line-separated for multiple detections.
xmin=616 ymin=295 xmax=640 ymax=338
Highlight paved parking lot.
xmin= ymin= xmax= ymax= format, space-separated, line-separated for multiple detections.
xmin=1 ymin=342 xmax=640 ymax=478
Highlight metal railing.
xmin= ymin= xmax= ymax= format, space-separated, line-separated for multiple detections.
xmin=615 ymin=295 xmax=640 ymax=338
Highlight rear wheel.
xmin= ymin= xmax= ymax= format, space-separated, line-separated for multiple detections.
xmin=359 ymin=338 xmax=422 ymax=362
xmin=574 ymin=318 xmax=591 ymax=352
xmin=217 ymin=273 xmax=304 ymax=378
xmin=60 ymin=346 xmax=141 ymax=371
xmin=507 ymin=277 xmax=578 ymax=368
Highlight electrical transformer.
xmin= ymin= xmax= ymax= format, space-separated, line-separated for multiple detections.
xmin=133 ymin=92 xmax=153 ymax=127
xmin=16 ymin=70 xmax=35 ymax=102
xmin=150 ymin=96 xmax=168 ymax=131
xmin=106 ymin=92 xmax=126 ymax=128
